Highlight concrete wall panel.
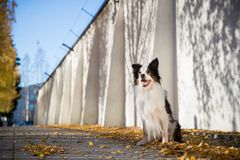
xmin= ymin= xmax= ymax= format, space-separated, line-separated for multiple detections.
xmin=80 ymin=26 xmax=98 ymax=124
xmin=58 ymin=56 xmax=72 ymax=124
xmin=104 ymin=0 xmax=125 ymax=127
xmin=176 ymin=0 xmax=240 ymax=131
xmin=123 ymin=0 xmax=159 ymax=126
xmin=69 ymin=43 xmax=83 ymax=124
xmin=153 ymin=0 xmax=178 ymax=119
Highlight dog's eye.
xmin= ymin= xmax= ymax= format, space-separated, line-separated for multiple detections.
xmin=138 ymin=71 xmax=141 ymax=74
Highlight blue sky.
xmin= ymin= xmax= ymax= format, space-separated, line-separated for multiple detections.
xmin=12 ymin=0 xmax=105 ymax=86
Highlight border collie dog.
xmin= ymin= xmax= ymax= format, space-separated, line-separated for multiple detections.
xmin=132 ymin=58 xmax=182 ymax=145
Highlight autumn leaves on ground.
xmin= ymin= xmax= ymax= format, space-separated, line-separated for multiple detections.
xmin=24 ymin=125 xmax=240 ymax=159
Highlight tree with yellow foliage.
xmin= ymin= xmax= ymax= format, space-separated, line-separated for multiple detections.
xmin=0 ymin=0 xmax=20 ymax=115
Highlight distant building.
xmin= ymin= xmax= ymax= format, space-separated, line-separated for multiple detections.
xmin=13 ymin=84 xmax=41 ymax=126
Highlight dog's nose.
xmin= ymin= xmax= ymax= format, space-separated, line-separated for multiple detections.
xmin=140 ymin=74 xmax=145 ymax=79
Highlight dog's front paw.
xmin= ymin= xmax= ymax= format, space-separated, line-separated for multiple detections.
xmin=136 ymin=138 xmax=148 ymax=146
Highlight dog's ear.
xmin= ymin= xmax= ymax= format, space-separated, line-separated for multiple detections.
xmin=132 ymin=64 xmax=142 ymax=85
xmin=132 ymin=64 xmax=142 ymax=73
xmin=149 ymin=58 xmax=159 ymax=69
xmin=148 ymin=58 xmax=161 ymax=83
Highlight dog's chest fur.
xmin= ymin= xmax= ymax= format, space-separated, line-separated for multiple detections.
xmin=136 ymin=83 xmax=169 ymax=139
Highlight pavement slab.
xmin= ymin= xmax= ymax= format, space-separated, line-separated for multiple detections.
xmin=1 ymin=126 xmax=240 ymax=159
xmin=0 ymin=126 xmax=175 ymax=160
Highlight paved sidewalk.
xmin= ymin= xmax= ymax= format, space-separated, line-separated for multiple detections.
xmin=0 ymin=126 xmax=174 ymax=159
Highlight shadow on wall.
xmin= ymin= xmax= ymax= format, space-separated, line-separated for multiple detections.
xmin=181 ymin=0 xmax=240 ymax=131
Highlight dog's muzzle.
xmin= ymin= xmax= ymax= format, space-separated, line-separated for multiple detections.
xmin=140 ymin=74 xmax=151 ymax=87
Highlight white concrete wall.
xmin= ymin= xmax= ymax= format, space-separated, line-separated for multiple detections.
xmin=176 ymin=0 xmax=240 ymax=131
xmin=69 ymin=42 xmax=83 ymax=124
xmin=58 ymin=56 xmax=72 ymax=124
xmin=104 ymin=0 xmax=125 ymax=126
xmin=37 ymin=0 xmax=175 ymax=126
xmin=36 ymin=0 xmax=240 ymax=131
xmin=153 ymin=0 xmax=178 ymax=120
xmin=36 ymin=0 xmax=177 ymax=127
xmin=123 ymin=0 xmax=159 ymax=126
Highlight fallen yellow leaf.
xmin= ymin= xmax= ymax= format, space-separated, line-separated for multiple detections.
xmin=198 ymin=141 xmax=203 ymax=147
xmin=106 ymin=156 xmax=112 ymax=159
xmin=112 ymin=150 xmax=123 ymax=154
xmin=190 ymin=155 xmax=197 ymax=160
xmin=99 ymin=145 xmax=108 ymax=148
xmin=39 ymin=153 xmax=44 ymax=158
xmin=224 ymin=150 xmax=229 ymax=155
xmin=186 ymin=145 xmax=193 ymax=150
xmin=125 ymin=145 xmax=131 ymax=149
xmin=88 ymin=141 xmax=94 ymax=147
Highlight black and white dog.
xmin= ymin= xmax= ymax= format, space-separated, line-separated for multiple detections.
xmin=132 ymin=58 xmax=182 ymax=145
